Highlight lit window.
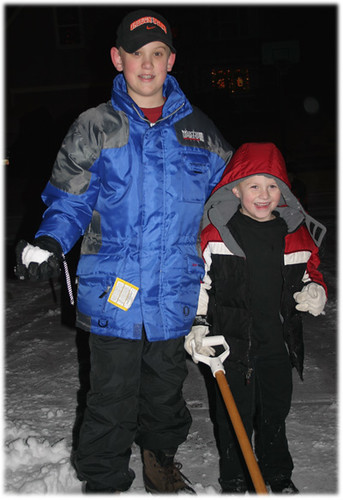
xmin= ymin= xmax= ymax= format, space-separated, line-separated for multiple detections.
xmin=211 ymin=68 xmax=250 ymax=93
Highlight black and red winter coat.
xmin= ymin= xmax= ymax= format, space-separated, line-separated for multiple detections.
xmin=197 ymin=143 xmax=327 ymax=380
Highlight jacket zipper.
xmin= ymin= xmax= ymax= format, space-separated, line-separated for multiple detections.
xmin=245 ymin=260 xmax=254 ymax=384
xmin=132 ymin=102 xmax=185 ymax=127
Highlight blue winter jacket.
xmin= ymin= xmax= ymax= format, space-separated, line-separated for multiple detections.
xmin=36 ymin=74 xmax=233 ymax=341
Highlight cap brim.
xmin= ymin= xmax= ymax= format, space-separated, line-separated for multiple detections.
xmin=119 ymin=33 xmax=176 ymax=53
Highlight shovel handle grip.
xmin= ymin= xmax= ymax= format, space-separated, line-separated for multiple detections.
xmin=191 ymin=335 xmax=230 ymax=375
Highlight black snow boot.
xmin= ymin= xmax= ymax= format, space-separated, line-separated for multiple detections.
xmin=268 ymin=478 xmax=299 ymax=494
xmin=83 ymin=482 xmax=119 ymax=494
xmin=220 ymin=477 xmax=249 ymax=494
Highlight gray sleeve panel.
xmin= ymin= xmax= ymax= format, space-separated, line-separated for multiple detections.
xmin=75 ymin=309 xmax=92 ymax=332
xmin=50 ymin=102 xmax=129 ymax=195
xmin=80 ymin=209 xmax=102 ymax=255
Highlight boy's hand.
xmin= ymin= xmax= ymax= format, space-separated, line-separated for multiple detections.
xmin=15 ymin=238 xmax=62 ymax=281
xmin=293 ymin=282 xmax=327 ymax=316
xmin=184 ymin=325 xmax=215 ymax=363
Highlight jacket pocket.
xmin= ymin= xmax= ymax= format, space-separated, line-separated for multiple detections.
xmin=181 ymin=152 xmax=210 ymax=203
xmin=77 ymin=274 xmax=115 ymax=318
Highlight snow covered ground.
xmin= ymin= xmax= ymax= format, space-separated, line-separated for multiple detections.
xmin=3 ymin=185 xmax=338 ymax=496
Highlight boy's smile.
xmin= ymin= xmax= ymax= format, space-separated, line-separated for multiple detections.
xmin=232 ymin=175 xmax=281 ymax=222
xmin=111 ymin=41 xmax=176 ymax=108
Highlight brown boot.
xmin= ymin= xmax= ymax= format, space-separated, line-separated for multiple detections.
xmin=142 ymin=449 xmax=195 ymax=494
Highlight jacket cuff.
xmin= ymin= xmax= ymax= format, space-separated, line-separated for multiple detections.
xmin=33 ymin=236 xmax=63 ymax=259
xmin=193 ymin=315 xmax=211 ymax=327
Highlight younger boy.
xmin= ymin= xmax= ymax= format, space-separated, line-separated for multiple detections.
xmin=15 ymin=9 xmax=233 ymax=494
xmin=185 ymin=142 xmax=327 ymax=493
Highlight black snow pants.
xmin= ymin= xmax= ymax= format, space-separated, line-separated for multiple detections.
xmin=214 ymin=351 xmax=294 ymax=491
xmin=73 ymin=329 xmax=192 ymax=491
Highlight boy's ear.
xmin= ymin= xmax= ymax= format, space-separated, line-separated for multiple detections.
xmin=110 ymin=47 xmax=123 ymax=71
xmin=232 ymin=186 xmax=241 ymax=199
xmin=167 ymin=52 xmax=176 ymax=72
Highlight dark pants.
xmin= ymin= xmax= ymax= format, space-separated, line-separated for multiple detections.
xmin=214 ymin=351 xmax=294 ymax=490
xmin=73 ymin=330 xmax=192 ymax=491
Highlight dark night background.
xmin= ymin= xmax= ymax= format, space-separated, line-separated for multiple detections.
xmin=5 ymin=4 xmax=337 ymax=275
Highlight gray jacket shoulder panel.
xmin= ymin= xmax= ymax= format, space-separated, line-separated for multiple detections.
xmin=50 ymin=102 xmax=129 ymax=195
xmin=77 ymin=101 xmax=129 ymax=150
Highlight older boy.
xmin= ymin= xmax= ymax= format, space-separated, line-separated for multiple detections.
xmin=185 ymin=142 xmax=327 ymax=493
xmin=15 ymin=9 xmax=233 ymax=494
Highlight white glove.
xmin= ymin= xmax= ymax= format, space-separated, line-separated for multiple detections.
xmin=184 ymin=325 xmax=215 ymax=363
xmin=293 ymin=283 xmax=327 ymax=316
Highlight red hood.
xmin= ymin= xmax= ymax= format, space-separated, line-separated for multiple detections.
xmin=201 ymin=142 xmax=326 ymax=249
xmin=212 ymin=142 xmax=291 ymax=193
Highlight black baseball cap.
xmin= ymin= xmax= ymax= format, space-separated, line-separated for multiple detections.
xmin=116 ymin=9 xmax=176 ymax=53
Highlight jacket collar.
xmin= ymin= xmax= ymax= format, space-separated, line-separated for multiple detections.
xmin=110 ymin=73 xmax=191 ymax=122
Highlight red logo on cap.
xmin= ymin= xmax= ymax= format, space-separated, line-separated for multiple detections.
xmin=130 ymin=16 xmax=167 ymax=34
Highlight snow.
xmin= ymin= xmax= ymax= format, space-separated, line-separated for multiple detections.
xmin=21 ymin=244 xmax=53 ymax=267
xmin=3 ymin=188 xmax=338 ymax=496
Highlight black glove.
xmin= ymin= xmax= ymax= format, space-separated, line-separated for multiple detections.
xmin=15 ymin=236 xmax=63 ymax=281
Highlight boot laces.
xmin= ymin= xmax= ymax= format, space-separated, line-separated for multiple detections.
xmin=156 ymin=460 xmax=191 ymax=491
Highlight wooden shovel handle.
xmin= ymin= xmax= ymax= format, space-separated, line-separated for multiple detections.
xmin=215 ymin=370 xmax=268 ymax=494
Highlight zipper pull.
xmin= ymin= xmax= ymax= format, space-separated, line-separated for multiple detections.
xmin=99 ymin=286 xmax=111 ymax=298
xmin=61 ymin=254 xmax=75 ymax=306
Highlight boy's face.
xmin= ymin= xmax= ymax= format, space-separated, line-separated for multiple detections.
xmin=232 ymin=175 xmax=281 ymax=222
xmin=111 ymin=41 xmax=176 ymax=108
